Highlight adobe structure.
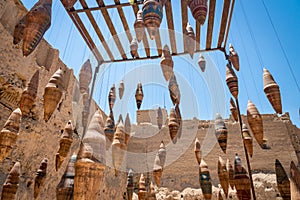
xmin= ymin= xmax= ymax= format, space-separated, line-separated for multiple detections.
xmin=0 ymin=0 xmax=300 ymax=199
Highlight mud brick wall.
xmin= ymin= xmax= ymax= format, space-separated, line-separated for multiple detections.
xmin=136 ymin=108 xmax=168 ymax=125
xmin=128 ymin=113 xmax=299 ymax=191
xmin=0 ymin=0 xmax=300 ymax=199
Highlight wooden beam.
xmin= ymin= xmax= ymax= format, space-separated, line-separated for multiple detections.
xmin=155 ymin=29 xmax=162 ymax=56
xmin=165 ymin=0 xmax=177 ymax=54
xmin=223 ymin=0 xmax=235 ymax=49
xmin=96 ymin=0 xmax=127 ymax=59
xmin=217 ymin=0 xmax=231 ymax=48
xmin=69 ymin=1 xmax=143 ymax=13
xmin=132 ymin=2 xmax=139 ymax=14
xmin=79 ymin=0 xmax=114 ymax=61
xmin=142 ymin=32 xmax=150 ymax=57
xmin=102 ymin=47 xmax=223 ymax=63
xmin=132 ymin=3 xmax=150 ymax=57
xmin=196 ymin=21 xmax=201 ymax=51
xmin=113 ymin=0 xmax=139 ymax=58
xmin=114 ymin=0 xmax=132 ymax=43
xmin=69 ymin=11 xmax=103 ymax=63
xmin=206 ymin=0 xmax=216 ymax=49
xmin=181 ymin=0 xmax=188 ymax=53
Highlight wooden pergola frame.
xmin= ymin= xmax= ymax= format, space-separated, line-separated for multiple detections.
xmin=62 ymin=0 xmax=235 ymax=65
xmin=62 ymin=0 xmax=236 ymax=147
xmin=63 ymin=0 xmax=236 ymax=155
xmin=61 ymin=2 xmax=260 ymax=200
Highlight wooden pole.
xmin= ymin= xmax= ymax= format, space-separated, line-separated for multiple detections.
xmin=235 ymin=95 xmax=257 ymax=200
xmin=101 ymin=47 xmax=224 ymax=64
xmin=224 ymin=48 xmax=256 ymax=199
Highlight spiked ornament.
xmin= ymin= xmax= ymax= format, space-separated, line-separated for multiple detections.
xmin=22 ymin=0 xmax=52 ymax=57
xmin=168 ymin=108 xmax=179 ymax=144
xmin=263 ymin=68 xmax=282 ymax=114
xmin=214 ymin=113 xmax=228 ymax=153
xmin=228 ymin=44 xmax=240 ymax=71
xmin=186 ymin=22 xmax=195 ymax=58
xmin=188 ymin=0 xmax=208 ymax=25
xmin=226 ymin=64 xmax=238 ymax=99
xmin=160 ymin=45 xmax=174 ymax=81
xmin=142 ymin=0 xmax=163 ymax=40
xmin=198 ymin=54 xmax=206 ymax=72
xmin=44 ymin=68 xmax=64 ymax=122
xmin=130 ymin=38 xmax=138 ymax=58
xmin=134 ymin=10 xmax=145 ymax=42
xmin=135 ymin=82 xmax=144 ymax=110
xmin=247 ymin=100 xmax=264 ymax=147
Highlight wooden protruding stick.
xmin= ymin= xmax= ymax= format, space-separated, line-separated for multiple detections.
xmin=79 ymin=0 xmax=114 ymax=61
xmin=69 ymin=11 xmax=104 ymax=63
xmin=113 ymin=0 xmax=132 ymax=42
xmin=165 ymin=0 xmax=177 ymax=54
xmin=96 ymin=0 xmax=127 ymax=59
xmin=155 ymin=29 xmax=163 ymax=56
xmin=132 ymin=4 xmax=150 ymax=57
xmin=196 ymin=21 xmax=201 ymax=51
xmin=217 ymin=0 xmax=231 ymax=47
xmin=235 ymin=98 xmax=257 ymax=200
xmin=181 ymin=0 xmax=188 ymax=53
xmin=206 ymin=0 xmax=216 ymax=49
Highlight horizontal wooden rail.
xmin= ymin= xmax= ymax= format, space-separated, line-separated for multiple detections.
xmin=69 ymin=1 xmax=143 ymax=13
xmin=101 ymin=47 xmax=225 ymax=64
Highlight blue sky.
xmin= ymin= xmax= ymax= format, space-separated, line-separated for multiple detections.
xmin=21 ymin=0 xmax=300 ymax=127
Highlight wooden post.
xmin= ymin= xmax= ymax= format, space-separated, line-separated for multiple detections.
xmin=235 ymin=97 xmax=256 ymax=200
xmin=225 ymin=49 xmax=256 ymax=199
